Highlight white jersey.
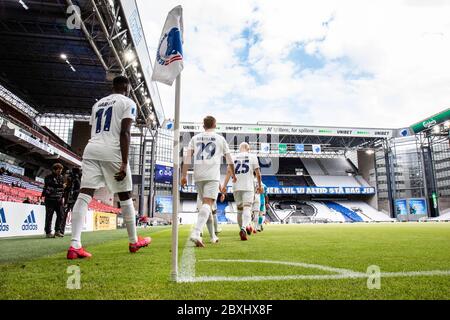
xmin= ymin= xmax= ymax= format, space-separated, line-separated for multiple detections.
xmin=188 ymin=131 xmax=230 ymax=182
xmin=232 ymin=152 xmax=259 ymax=192
xmin=83 ymin=94 xmax=136 ymax=162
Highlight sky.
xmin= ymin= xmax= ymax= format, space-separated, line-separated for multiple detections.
xmin=137 ymin=0 xmax=450 ymax=128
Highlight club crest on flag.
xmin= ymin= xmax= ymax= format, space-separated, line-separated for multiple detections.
xmin=156 ymin=27 xmax=183 ymax=66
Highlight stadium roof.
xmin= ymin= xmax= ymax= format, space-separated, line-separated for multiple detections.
xmin=0 ymin=0 xmax=164 ymax=127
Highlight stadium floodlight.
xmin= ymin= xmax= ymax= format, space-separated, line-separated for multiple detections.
xmin=19 ymin=0 xmax=29 ymax=10
xmin=366 ymin=149 xmax=375 ymax=155
xmin=136 ymin=72 xmax=142 ymax=78
xmin=145 ymin=98 xmax=151 ymax=104
xmin=149 ymin=113 xmax=156 ymax=121
xmin=124 ymin=50 xmax=135 ymax=62
xmin=132 ymin=61 xmax=139 ymax=68
xmin=433 ymin=125 xmax=441 ymax=133
xmin=60 ymin=53 xmax=76 ymax=72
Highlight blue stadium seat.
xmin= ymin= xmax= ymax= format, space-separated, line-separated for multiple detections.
xmin=324 ymin=201 xmax=364 ymax=222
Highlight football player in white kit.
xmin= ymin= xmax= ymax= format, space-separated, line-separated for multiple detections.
xmin=181 ymin=116 xmax=236 ymax=247
xmin=222 ymin=142 xmax=262 ymax=241
xmin=67 ymin=76 xmax=151 ymax=259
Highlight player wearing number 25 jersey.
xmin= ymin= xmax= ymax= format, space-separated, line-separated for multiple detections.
xmin=222 ymin=142 xmax=262 ymax=241
xmin=182 ymin=116 xmax=236 ymax=247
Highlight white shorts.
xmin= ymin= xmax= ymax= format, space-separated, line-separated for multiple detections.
xmin=80 ymin=159 xmax=132 ymax=193
xmin=196 ymin=180 xmax=219 ymax=200
xmin=234 ymin=190 xmax=254 ymax=207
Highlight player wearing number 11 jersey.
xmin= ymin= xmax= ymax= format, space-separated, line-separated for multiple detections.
xmin=66 ymin=76 xmax=151 ymax=259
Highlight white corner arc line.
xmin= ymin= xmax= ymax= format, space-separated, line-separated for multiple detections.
xmin=176 ymin=259 xmax=450 ymax=283
xmin=200 ymin=259 xmax=364 ymax=275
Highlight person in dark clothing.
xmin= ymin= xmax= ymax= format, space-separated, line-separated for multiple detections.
xmin=23 ymin=197 xmax=32 ymax=204
xmin=61 ymin=167 xmax=81 ymax=235
xmin=42 ymin=163 xmax=65 ymax=238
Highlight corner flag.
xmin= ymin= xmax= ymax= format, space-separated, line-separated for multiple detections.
xmin=152 ymin=5 xmax=184 ymax=282
xmin=152 ymin=5 xmax=184 ymax=86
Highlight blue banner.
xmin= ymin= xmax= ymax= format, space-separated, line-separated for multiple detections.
xmin=155 ymin=164 xmax=173 ymax=185
xmin=181 ymin=185 xmax=376 ymax=195
xmin=394 ymin=199 xmax=408 ymax=215
xmin=408 ymin=198 xmax=427 ymax=215
xmin=295 ymin=144 xmax=305 ymax=152
xmin=155 ymin=196 xmax=173 ymax=214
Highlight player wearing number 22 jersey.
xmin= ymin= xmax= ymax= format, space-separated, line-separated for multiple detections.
xmin=182 ymin=116 xmax=236 ymax=247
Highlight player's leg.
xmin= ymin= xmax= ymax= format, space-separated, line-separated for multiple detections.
xmin=68 ymin=160 xmax=103 ymax=259
xmin=68 ymin=187 xmax=94 ymax=259
xmin=213 ymin=210 xmax=220 ymax=235
xmin=206 ymin=209 xmax=218 ymax=243
xmin=103 ymin=161 xmax=151 ymax=253
xmin=251 ymin=195 xmax=260 ymax=234
xmin=191 ymin=181 xmax=218 ymax=247
xmin=237 ymin=205 xmax=243 ymax=229
xmin=258 ymin=203 xmax=266 ymax=231
xmin=234 ymin=192 xmax=246 ymax=240
xmin=242 ymin=191 xmax=254 ymax=236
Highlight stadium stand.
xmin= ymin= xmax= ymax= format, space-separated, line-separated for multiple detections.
xmin=0 ymin=178 xmax=119 ymax=214
xmin=323 ymin=201 xmax=364 ymax=222
xmin=301 ymin=157 xmax=369 ymax=187
xmin=272 ymin=200 xmax=315 ymax=223
xmin=336 ymin=201 xmax=394 ymax=222
xmin=307 ymin=201 xmax=346 ymax=222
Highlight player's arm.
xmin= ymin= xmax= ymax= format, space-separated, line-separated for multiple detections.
xmin=255 ymin=167 xmax=263 ymax=193
xmin=115 ymin=118 xmax=132 ymax=181
xmin=181 ymin=148 xmax=193 ymax=187
xmin=225 ymin=153 xmax=237 ymax=183
xmin=221 ymin=166 xmax=232 ymax=193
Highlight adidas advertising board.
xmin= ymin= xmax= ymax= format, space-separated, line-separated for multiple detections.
xmin=0 ymin=202 xmax=95 ymax=237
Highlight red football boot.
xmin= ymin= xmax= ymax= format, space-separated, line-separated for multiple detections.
xmin=190 ymin=236 xmax=205 ymax=247
xmin=67 ymin=246 xmax=92 ymax=260
xmin=246 ymin=225 xmax=253 ymax=236
xmin=129 ymin=236 xmax=152 ymax=253
xmin=239 ymin=229 xmax=248 ymax=241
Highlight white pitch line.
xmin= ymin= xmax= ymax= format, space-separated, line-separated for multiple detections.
xmin=200 ymin=259 xmax=363 ymax=275
xmin=178 ymin=230 xmax=196 ymax=282
xmin=176 ymin=259 xmax=450 ymax=283
xmin=182 ymin=270 xmax=450 ymax=283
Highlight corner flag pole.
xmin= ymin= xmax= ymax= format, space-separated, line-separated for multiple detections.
xmin=171 ymin=74 xmax=181 ymax=282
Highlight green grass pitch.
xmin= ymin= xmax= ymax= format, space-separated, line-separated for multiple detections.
xmin=0 ymin=223 xmax=449 ymax=300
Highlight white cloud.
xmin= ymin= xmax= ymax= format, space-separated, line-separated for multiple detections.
xmin=137 ymin=0 xmax=450 ymax=128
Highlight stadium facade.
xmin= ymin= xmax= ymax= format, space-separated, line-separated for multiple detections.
xmin=176 ymin=110 xmax=450 ymax=224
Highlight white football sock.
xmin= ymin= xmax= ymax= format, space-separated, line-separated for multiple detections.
xmin=237 ymin=210 xmax=243 ymax=229
xmin=243 ymin=207 xmax=251 ymax=229
xmin=192 ymin=204 xmax=211 ymax=239
xmin=206 ymin=213 xmax=215 ymax=239
xmin=70 ymin=193 xmax=92 ymax=249
xmin=121 ymin=198 xmax=138 ymax=244
xmin=213 ymin=213 xmax=219 ymax=233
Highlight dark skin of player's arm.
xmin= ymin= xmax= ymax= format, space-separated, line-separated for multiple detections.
xmin=79 ymin=118 xmax=132 ymax=202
